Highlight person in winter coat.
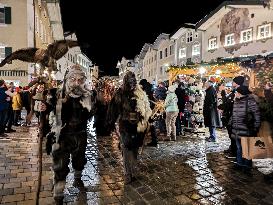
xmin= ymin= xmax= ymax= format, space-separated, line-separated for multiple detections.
xmin=0 ymin=80 xmax=9 ymax=136
xmin=12 ymin=87 xmax=23 ymax=126
xmin=203 ymin=80 xmax=221 ymax=142
xmin=175 ymin=82 xmax=186 ymax=136
xmin=4 ymin=84 xmax=16 ymax=132
xmin=154 ymin=82 xmax=167 ymax=101
xmin=220 ymin=76 xmax=245 ymax=157
xmin=164 ymin=84 xmax=179 ymax=141
xmin=231 ymin=86 xmax=261 ymax=173
xmin=154 ymin=81 xmax=167 ymax=134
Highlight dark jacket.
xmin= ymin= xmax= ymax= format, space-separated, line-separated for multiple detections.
xmin=203 ymin=86 xmax=221 ymax=127
xmin=154 ymin=86 xmax=167 ymax=101
xmin=21 ymin=91 xmax=31 ymax=111
xmin=0 ymin=87 xmax=8 ymax=111
xmin=219 ymin=90 xmax=235 ymax=127
xmin=175 ymin=86 xmax=186 ymax=112
xmin=231 ymin=95 xmax=261 ymax=137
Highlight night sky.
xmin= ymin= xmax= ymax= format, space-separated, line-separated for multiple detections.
xmin=59 ymin=0 xmax=225 ymax=76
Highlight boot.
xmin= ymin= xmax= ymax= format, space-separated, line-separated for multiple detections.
xmin=73 ymin=170 xmax=86 ymax=190
xmin=53 ymin=181 xmax=65 ymax=204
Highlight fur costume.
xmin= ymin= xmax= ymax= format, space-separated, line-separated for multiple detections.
xmin=45 ymin=65 xmax=94 ymax=203
xmin=133 ymin=85 xmax=152 ymax=133
xmin=106 ymin=71 xmax=152 ymax=184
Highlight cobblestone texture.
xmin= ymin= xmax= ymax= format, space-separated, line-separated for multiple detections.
xmin=1 ymin=120 xmax=273 ymax=204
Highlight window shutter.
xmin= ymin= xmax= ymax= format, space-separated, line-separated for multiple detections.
xmin=4 ymin=7 xmax=11 ymax=24
xmin=5 ymin=47 xmax=12 ymax=57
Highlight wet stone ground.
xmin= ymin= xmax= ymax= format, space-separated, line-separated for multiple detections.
xmin=1 ymin=121 xmax=273 ymax=204
xmin=41 ymin=121 xmax=273 ymax=205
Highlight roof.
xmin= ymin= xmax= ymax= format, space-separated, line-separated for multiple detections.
xmin=153 ymin=33 xmax=170 ymax=49
xmin=139 ymin=43 xmax=153 ymax=59
xmin=171 ymin=23 xmax=196 ymax=39
xmin=196 ymin=1 xmax=266 ymax=30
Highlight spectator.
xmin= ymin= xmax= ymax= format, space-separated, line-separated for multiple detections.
xmin=203 ymin=80 xmax=221 ymax=142
xmin=4 ymin=84 xmax=16 ymax=133
xmin=164 ymin=84 xmax=179 ymax=141
xmin=231 ymin=85 xmax=260 ymax=174
xmin=0 ymin=80 xmax=9 ymax=136
xmin=220 ymin=76 xmax=244 ymax=158
xmin=12 ymin=87 xmax=23 ymax=126
xmin=155 ymin=82 xmax=167 ymax=101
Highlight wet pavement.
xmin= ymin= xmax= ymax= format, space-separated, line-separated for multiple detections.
xmin=1 ymin=120 xmax=273 ymax=205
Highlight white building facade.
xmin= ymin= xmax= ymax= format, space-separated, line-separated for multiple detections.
xmin=141 ymin=44 xmax=157 ymax=83
xmin=171 ymin=23 xmax=202 ymax=66
xmin=154 ymin=33 xmax=175 ymax=84
xmin=117 ymin=57 xmax=137 ymax=83
xmin=197 ymin=1 xmax=273 ymax=62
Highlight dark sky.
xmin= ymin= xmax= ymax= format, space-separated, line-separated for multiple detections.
xmin=59 ymin=0 xmax=225 ymax=76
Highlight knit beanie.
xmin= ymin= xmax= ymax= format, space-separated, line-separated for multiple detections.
xmin=233 ymin=76 xmax=244 ymax=86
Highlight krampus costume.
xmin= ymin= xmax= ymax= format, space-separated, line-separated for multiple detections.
xmin=106 ymin=71 xmax=152 ymax=184
xmin=46 ymin=65 xmax=93 ymax=203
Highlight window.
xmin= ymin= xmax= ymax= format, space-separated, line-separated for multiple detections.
xmin=225 ymin=34 xmax=235 ymax=46
xmin=0 ymin=7 xmax=11 ymax=24
xmin=0 ymin=8 xmax=4 ymax=23
xmin=154 ymin=54 xmax=157 ymax=60
xmin=0 ymin=46 xmax=5 ymax=62
xmin=241 ymin=29 xmax=252 ymax=43
xmin=186 ymin=31 xmax=193 ymax=43
xmin=160 ymin=51 xmax=163 ymax=59
xmin=160 ymin=66 xmax=163 ymax=75
xmin=179 ymin=48 xmax=186 ymax=59
xmin=195 ymin=33 xmax=198 ymax=38
xmin=165 ymin=48 xmax=168 ymax=57
xmin=192 ymin=44 xmax=200 ymax=56
xmin=258 ymin=24 xmax=271 ymax=39
xmin=208 ymin=38 xmax=217 ymax=50
xmin=169 ymin=45 xmax=173 ymax=55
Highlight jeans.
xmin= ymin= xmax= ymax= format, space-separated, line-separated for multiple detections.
xmin=235 ymin=137 xmax=252 ymax=168
xmin=209 ymin=126 xmax=216 ymax=140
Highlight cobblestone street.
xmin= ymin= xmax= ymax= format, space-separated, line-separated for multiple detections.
xmin=1 ymin=122 xmax=273 ymax=205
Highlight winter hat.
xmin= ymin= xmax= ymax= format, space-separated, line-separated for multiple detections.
xmin=168 ymin=84 xmax=177 ymax=93
xmin=233 ymin=76 xmax=244 ymax=86
xmin=236 ymin=85 xmax=251 ymax=95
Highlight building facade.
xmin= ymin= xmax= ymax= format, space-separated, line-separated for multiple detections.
xmin=117 ymin=57 xmax=137 ymax=83
xmin=197 ymin=1 xmax=273 ymax=62
xmin=0 ymin=0 xmax=59 ymax=86
xmin=171 ymin=23 xmax=202 ymax=66
xmin=154 ymin=33 xmax=175 ymax=84
xmin=141 ymin=44 xmax=157 ymax=83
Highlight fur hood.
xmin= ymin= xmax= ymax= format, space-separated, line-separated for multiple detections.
xmin=133 ymin=85 xmax=152 ymax=133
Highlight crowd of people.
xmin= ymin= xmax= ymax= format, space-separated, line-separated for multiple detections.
xmin=0 ymin=67 xmax=273 ymax=203
xmin=0 ymin=80 xmax=31 ymax=136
